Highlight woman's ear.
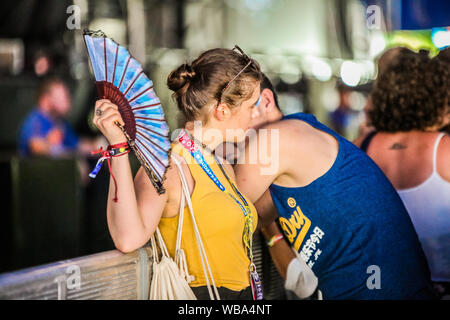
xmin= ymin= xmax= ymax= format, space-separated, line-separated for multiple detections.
xmin=214 ymin=102 xmax=232 ymax=121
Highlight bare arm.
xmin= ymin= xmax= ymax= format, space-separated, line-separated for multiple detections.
xmin=94 ymin=99 xmax=168 ymax=253
xmin=29 ymin=127 xmax=64 ymax=156
xmin=254 ymin=189 xmax=279 ymax=228
xmin=260 ymin=221 xmax=296 ymax=280
xmin=29 ymin=137 xmax=51 ymax=155
xmin=256 ymin=190 xmax=296 ymax=280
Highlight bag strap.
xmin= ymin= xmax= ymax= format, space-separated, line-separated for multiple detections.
xmin=175 ymin=170 xmax=185 ymax=253
xmin=150 ymin=233 xmax=159 ymax=263
xmin=171 ymin=154 xmax=221 ymax=300
xmin=173 ymin=160 xmax=194 ymax=283
xmin=156 ymin=228 xmax=170 ymax=258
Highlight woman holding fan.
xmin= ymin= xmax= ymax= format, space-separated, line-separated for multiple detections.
xmin=92 ymin=47 xmax=263 ymax=300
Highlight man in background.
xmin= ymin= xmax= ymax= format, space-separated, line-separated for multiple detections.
xmin=328 ymin=82 xmax=359 ymax=138
xmin=18 ymin=76 xmax=90 ymax=157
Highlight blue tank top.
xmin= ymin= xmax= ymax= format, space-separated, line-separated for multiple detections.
xmin=269 ymin=113 xmax=435 ymax=299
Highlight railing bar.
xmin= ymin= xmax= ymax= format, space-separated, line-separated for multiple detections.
xmin=94 ymin=291 xmax=138 ymax=300
xmin=0 ymin=252 xmax=140 ymax=284
xmin=67 ymin=282 xmax=138 ymax=300
xmin=80 ymin=268 xmax=137 ymax=280
xmin=68 ymin=278 xmax=137 ymax=296
xmin=78 ymin=274 xmax=137 ymax=288
xmin=67 ymin=281 xmax=137 ymax=299
xmin=0 ymin=248 xmax=154 ymax=300
xmin=2 ymin=270 xmax=137 ymax=297
xmin=14 ymin=293 xmax=59 ymax=300
xmin=80 ymin=270 xmax=137 ymax=282
xmin=69 ymin=278 xmax=137 ymax=294
xmin=69 ymin=292 xmax=137 ymax=301
xmin=97 ymin=290 xmax=138 ymax=300
xmin=0 ymin=261 xmax=138 ymax=289
xmin=2 ymin=287 xmax=59 ymax=299
xmin=93 ymin=292 xmax=137 ymax=300
xmin=80 ymin=261 xmax=138 ymax=274
xmin=69 ymin=289 xmax=136 ymax=301
xmin=1 ymin=270 xmax=137 ymax=299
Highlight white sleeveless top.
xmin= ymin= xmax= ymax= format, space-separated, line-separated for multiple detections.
xmin=397 ymin=133 xmax=450 ymax=282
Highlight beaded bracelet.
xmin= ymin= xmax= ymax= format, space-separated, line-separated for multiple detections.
xmin=267 ymin=234 xmax=284 ymax=247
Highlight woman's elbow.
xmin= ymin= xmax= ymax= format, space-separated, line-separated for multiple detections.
xmin=114 ymin=238 xmax=142 ymax=253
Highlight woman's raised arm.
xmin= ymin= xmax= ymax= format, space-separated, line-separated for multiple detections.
xmin=93 ymin=99 xmax=169 ymax=253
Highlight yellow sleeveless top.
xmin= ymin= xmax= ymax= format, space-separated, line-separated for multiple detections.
xmin=158 ymin=143 xmax=257 ymax=291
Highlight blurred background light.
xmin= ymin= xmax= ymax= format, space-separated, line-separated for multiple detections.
xmin=0 ymin=39 xmax=24 ymax=76
xmin=243 ymin=0 xmax=273 ymax=11
xmin=321 ymin=86 xmax=339 ymax=112
xmin=279 ymin=58 xmax=302 ymax=85
xmin=88 ymin=18 xmax=127 ymax=44
xmin=431 ymin=27 xmax=450 ymax=49
xmin=386 ymin=30 xmax=438 ymax=55
xmin=370 ymin=32 xmax=386 ymax=57
xmin=340 ymin=60 xmax=361 ymax=87
xmin=349 ymin=91 xmax=367 ymax=111
xmin=311 ymin=58 xmax=332 ymax=82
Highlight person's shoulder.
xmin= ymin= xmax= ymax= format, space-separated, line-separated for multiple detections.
xmin=21 ymin=108 xmax=39 ymax=123
xmin=257 ymin=113 xmax=311 ymax=132
xmin=19 ymin=109 xmax=45 ymax=133
xmin=252 ymin=115 xmax=312 ymax=155
xmin=438 ymin=133 xmax=450 ymax=152
xmin=437 ymin=133 xmax=450 ymax=181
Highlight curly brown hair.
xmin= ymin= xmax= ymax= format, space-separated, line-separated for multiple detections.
xmin=369 ymin=47 xmax=449 ymax=132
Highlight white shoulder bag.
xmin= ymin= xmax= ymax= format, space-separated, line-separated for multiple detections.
xmin=149 ymin=154 xmax=221 ymax=300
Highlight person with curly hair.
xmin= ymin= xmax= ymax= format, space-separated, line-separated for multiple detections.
xmin=355 ymin=47 xmax=450 ymax=298
xmin=435 ymin=47 xmax=450 ymax=134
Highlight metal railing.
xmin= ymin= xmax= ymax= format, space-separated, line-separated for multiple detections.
xmin=0 ymin=247 xmax=152 ymax=300
xmin=0 ymin=232 xmax=286 ymax=300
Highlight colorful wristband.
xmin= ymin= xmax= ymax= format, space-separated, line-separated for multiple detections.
xmin=108 ymin=141 xmax=129 ymax=149
xmin=267 ymin=234 xmax=284 ymax=247
xmin=107 ymin=142 xmax=130 ymax=157
xmin=89 ymin=141 xmax=130 ymax=203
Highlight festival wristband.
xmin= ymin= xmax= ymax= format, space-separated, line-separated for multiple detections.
xmin=109 ymin=148 xmax=130 ymax=157
xmin=108 ymin=142 xmax=130 ymax=156
xmin=89 ymin=141 xmax=130 ymax=202
xmin=267 ymin=234 xmax=284 ymax=247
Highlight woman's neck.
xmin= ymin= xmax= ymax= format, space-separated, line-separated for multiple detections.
xmin=184 ymin=121 xmax=224 ymax=152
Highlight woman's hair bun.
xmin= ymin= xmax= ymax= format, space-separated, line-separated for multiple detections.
xmin=167 ymin=63 xmax=196 ymax=92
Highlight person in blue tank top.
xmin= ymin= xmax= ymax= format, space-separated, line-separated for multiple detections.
xmin=234 ymin=76 xmax=436 ymax=300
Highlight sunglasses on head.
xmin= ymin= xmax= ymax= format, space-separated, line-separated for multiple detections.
xmin=217 ymin=45 xmax=256 ymax=106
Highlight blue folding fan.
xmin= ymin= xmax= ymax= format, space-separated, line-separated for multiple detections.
xmin=83 ymin=29 xmax=171 ymax=194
